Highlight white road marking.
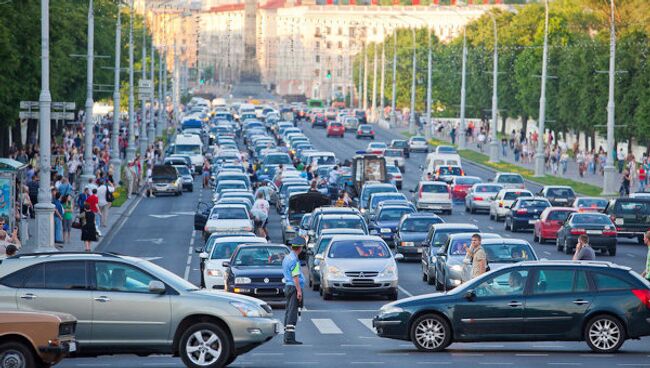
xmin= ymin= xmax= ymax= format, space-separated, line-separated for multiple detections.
xmin=350 ymin=362 xmax=385 ymax=365
xmin=451 ymin=353 xmax=485 ymax=357
xmin=358 ymin=318 xmax=376 ymax=333
xmin=341 ymin=344 xmax=371 ymax=347
xmin=312 ymin=318 xmax=343 ymax=334
xmin=135 ymin=238 xmax=164 ymax=245
xmin=516 ymin=353 xmax=549 ymax=357
xmin=315 ymin=353 xmax=346 ymax=356
xmin=547 ymin=364 xmax=584 ymax=366
xmin=544 ymin=251 xmax=551 ymax=256
xmin=252 ymin=352 xmax=285 ymax=356
xmin=627 ymin=253 xmax=636 ymax=258
xmin=398 ymin=285 xmax=414 ymax=297
xmin=616 ymin=365 xmax=650 ymax=367
xmin=488 ymin=226 xmax=494 ymax=230
xmin=472 ymin=218 xmax=479 ymax=223
xmin=480 ymin=364 xmax=513 ymax=366
xmin=148 ymin=214 xmax=178 ymax=219
xmin=416 ymin=363 xmax=452 ymax=365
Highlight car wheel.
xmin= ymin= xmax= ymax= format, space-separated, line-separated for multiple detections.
xmin=464 ymin=205 xmax=469 ymax=213
xmin=608 ymin=246 xmax=617 ymax=256
xmin=225 ymin=355 xmax=237 ymax=367
xmin=422 ymin=272 xmax=427 ymax=282
xmin=435 ymin=271 xmax=445 ymax=291
xmin=179 ymin=322 xmax=232 ymax=368
xmin=0 ymin=341 xmax=37 ymax=368
xmin=638 ymin=235 xmax=645 ymax=244
xmin=584 ymin=315 xmax=626 ymax=353
xmin=564 ymin=239 xmax=572 ymax=255
xmin=410 ymin=314 xmax=452 ymax=352
xmin=556 ymin=238 xmax=562 ymax=251
xmin=489 ymin=211 xmax=494 ymax=220
xmin=312 ymin=283 xmax=320 ymax=292
xmin=387 ymin=289 xmax=398 ymax=300
xmin=426 ymin=270 xmax=435 ymax=286
xmin=322 ymin=289 xmax=333 ymax=300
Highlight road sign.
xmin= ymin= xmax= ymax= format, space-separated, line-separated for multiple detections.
xmin=138 ymin=93 xmax=151 ymax=100
xmin=19 ymin=111 xmax=40 ymax=119
xmin=52 ymin=102 xmax=76 ymax=111
xmin=51 ymin=112 xmax=75 ymax=120
xmin=20 ymin=101 xmax=39 ymax=109
xmin=138 ymin=79 xmax=153 ymax=89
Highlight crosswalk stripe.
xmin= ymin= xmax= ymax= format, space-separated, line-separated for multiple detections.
xmin=358 ymin=318 xmax=376 ymax=333
xmin=311 ymin=318 xmax=343 ymax=334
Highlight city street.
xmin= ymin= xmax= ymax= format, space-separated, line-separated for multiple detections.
xmin=60 ymin=124 xmax=650 ymax=368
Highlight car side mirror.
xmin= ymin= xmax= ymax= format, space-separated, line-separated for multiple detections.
xmin=199 ymin=252 xmax=209 ymax=259
xmin=315 ymin=254 xmax=324 ymax=261
xmin=464 ymin=290 xmax=476 ymax=301
xmin=148 ymin=280 xmax=166 ymax=294
xmin=195 ymin=247 xmax=204 ymax=254
xmin=394 ymin=253 xmax=404 ymax=261
xmin=222 ymin=261 xmax=231 ymax=268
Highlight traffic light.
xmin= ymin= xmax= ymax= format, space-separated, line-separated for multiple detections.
xmin=326 ymin=70 xmax=331 ymax=79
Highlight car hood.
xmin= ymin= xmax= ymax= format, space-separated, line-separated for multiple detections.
xmin=230 ymin=266 xmax=285 ymax=278
xmin=397 ymin=231 xmax=429 ymax=243
xmin=205 ymin=219 xmax=252 ymax=230
xmin=289 ymin=192 xmax=330 ymax=213
xmin=326 ymin=258 xmax=393 ymax=272
xmin=372 ymin=220 xmax=400 ymax=230
xmin=189 ymin=289 xmax=269 ymax=306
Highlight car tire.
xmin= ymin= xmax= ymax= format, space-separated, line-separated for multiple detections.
xmin=464 ymin=205 xmax=469 ymax=213
xmin=322 ymin=289 xmax=333 ymax=300
xmin=584 ymin=315 xmax=626 ymax=353
xmin=638 ymin=235 xmax=645 ymax=244
xmin=225 ymin=355 xmax=237 ymax=367
xmin=608 ymin=246 xmax=617 ymax=256
xmin=179 ymin=322 xmax=232 ymax=368
xmin=387 ymin=289 xmax=398 ymax=300
xmin=564 ymin=239 xmax=572 ymax=255
xmin=426 ymin=271 xmax=435 ymax=286
xmin=0 ymin=341 xmax=37 ymax=368
xmin=504 ymin=219 xmax=510 ymax=231
xmin=556 ymin=238 xmax=563 ymax=251
xmin=397 ymin=183 xmax=402 ymax=190
xmin=435 ymin=271 xmax=444 ymax=291
xmin=312 ymin=283 xmax=320 ymax=292
xmin=410 ymin=314 xmax=452 ymax=352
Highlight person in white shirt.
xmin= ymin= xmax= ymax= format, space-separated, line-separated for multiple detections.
xmin=96 ymin=180 xmax=114 ymax=227
xmin=251 ymin=192 xmax=270 ymax=240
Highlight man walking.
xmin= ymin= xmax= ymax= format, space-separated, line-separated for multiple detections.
xmin=464 ymin=233 xmax=487 ymax=280
xmin=642 ymin=231 xmax=650 ymax=281
xmin=282 ymin=236 xmax=305 ymax=345
xmin=573 ymin=234 xmax=596 ymax=261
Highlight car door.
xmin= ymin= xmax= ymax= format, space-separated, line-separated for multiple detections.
xmin=90 ymin=261 xmax=172 ymax=346
xmin=453 ymin=268 xmax=529 ymax=339
xmin=524 ymin=268 xmax=594 ymax=338
xmin=194 ymin=201 xmax=211 ymax=230
xmin=16 ymin=261 xmax=94 ymax=343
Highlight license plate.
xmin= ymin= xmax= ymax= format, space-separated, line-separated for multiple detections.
xmin=615 ymin=218 xmax=624 ymax=225
xmin=586 ymin=230 xmax=602 ymax=235
xmin=417 ymin=248 xmax=423 ymax=253
xmin=528 ymin=220 xmax=537 ymax=224
xmin=68 ymin=341 xmax=77 ymax=352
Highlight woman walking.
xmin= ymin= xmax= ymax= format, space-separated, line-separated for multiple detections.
xmin=80 ymin=203 xmax=98 ymax=252
xmin=202 ymin=160 xmax=211 ymax=188
xmin=61 ymin=194 xmax=74 ymax=244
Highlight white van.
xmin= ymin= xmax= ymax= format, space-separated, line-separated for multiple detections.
xmin=174 ymin=133 xmax=204 ymax=173
xmin=423 ymin=153 xmax=462 ymax=177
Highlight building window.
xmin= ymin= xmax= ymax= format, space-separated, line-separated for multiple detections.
xmin=316 ymin=41 xmax=320 ymax=48
xmin=315 ymin=55 xmax=320 ymax=63
xmin=338 ymin=27 xmax=343 ymax=36
xmin=315 ymin=27 xmax=321 ymax=37
xmin=349 ymin=27 xmax=356 ymax=37
xmin=337 ymin=55 xmax=343 ymax=63
xmin=327 ymin=41 xmax=331 ymax=49
xmin=338 ymin=41 xmax=343 ymax=49
xmin=325 ymin=26 xmax=331 ymax=35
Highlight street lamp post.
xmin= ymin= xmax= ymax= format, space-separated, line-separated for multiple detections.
xmin=139 ymin=2 xmax=148 ymax=172
xmin=363 ymin=42 xmax=368 ymax=111
xmin=157 ymin=47 xmax=164 ymax=138
xmin=602 ymin=0 xmax=618 ymax=195
xmin=534 ymin=0 xmax=550 ymax=177
xmin=458 ymin=28 xmax=468 ymax=150
xmin=379 ymin=39 xmax=385 ymax=122
xmin=357 ymin=45 xmax=363 ymax=110
xmin=408 ymin=27 xmax=416 ymax=135
xmin=110 ymin=6 xmax=122 ymax=185
xmin=148 ymin=34 xmax=155 ymax=144
xmin=81 ymin=0 xmax=95 ymax=184
xmin=390 ymin=29 xmax=397 ymax=128
xmin=35 ymin=0 xmax=55 ymax=250
xmin=371 ymin=43 xmax=378 ymax=121
xmin=425 ymin=27 xmax=432 ymax=140
xmin=126 ymin=0 xmax=136 ymax=162
xmin=488 ymin=15 xmax=500 ymax=163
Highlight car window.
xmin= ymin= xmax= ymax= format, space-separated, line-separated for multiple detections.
xmin=575 ymin=198 xmax=608 ymax=208
xmin=503 ymin=191 xmax=532 ymax=200
xmin=432 ymin=230 xmax=452 ymax=248
xmin=547 ymin=188 xmax=575 ymax=197
xmin=316 ymin=238 xmax=333 ymax=254
xmin=43 ymin=261 xmax=87 ymax=290
xmin=320 ymin=217 xmax=365 ymax=232
xmin=328 ymin=240 xmax=390 ymax=259
xmin=547 ymin=210 xmax=572 ymax=221
xmin=519 ymin=200 xmax=550 ymax=208
xmin=234 ymin=247 xmax=288 ymax=266
xmin=483 ymin=243 xmax=535 ymax=263
xmin=474 ymin=270 xmax=529 ymax=297
xmin=95 ymin=262 xmax=157 ymax=293
xmin=476 ymin=185 xmax=502 ymax=193
xmin=614 ymin=201 xmax=650 ymax=216
xmin=455 ymin=177 xmax=480 ymax=185
xmin=437 ymin=167 xmax=462 ymax=176
xmin=571 ymin=214 xmax=612 ymax=225
xmin=497 ymin=175 xmax=524 ymax=184
xmin=421 ymin=184 xmax=448 ymax=193
xmin=210 ymin=207 xmax=248 ymax=220
xmin=0 ymin=264 xmax=41 ymax=288
xmin=211 ymin=241 xmax=240 ymax=259
xmin=448 ymin=237 xmax=470 ymax=255
xmin=532 ymin=269 xmax=575 ymax=294
xmin=400 ymin=218 xmax=442 ymax=232
xmin=379 ymin=208 xmax=412 ymax=221
xmin=592 ymin=272 xmax=632 ymax=291
xmin=575 ymin=271 xmax=590 ymax=292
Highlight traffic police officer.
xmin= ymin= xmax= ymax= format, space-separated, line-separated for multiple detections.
xmin=282 ymin=236 xmax=306 ymax=345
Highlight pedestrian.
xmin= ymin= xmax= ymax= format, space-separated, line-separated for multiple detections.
xmin=202 ymin=160 xmax=211 ymax=188
xmin=5 ymin=244 xmax=17 ymax=258
xmin=0 ymin=229 xmax=20 ymax=259
xmin=79 ymin=203 xmax=98 ymax=252
xmin=639 ymin=164 xmax=647 ymax=192
xmin=282 ymin=236 xmax=306 ymax=345
xmin=620 ymin=169 xmax=631 ymax=196
xmin=560 ymin=151 xmax=569 ymax=175
xmin=642 ymin=231 xmax=650 ymax=282
xmin=126 ymin=160 xmax=136 ymax=198
xmin=144 ymin=164 xmax=153 ymax=197
xmin=53 ymin=191 xmax=64 ymax=246
xmin=572 ymin=234 xmax=596 ymax=261
xmin=96 ymin=179 xmax=114 ymax=227
xmin=464 ymin=233 xmax=487 ymax=280
xmin=61 ymin=194 xmax=74 ymax=244
xmin=617 ymin=148 xmax=625 ymax=173
xmin=85 ymin=188 xmax=101 ymax=236
xmin=251 ymin=191 xmax=270 ymax=240
xmin=335 ymin=192 xmax=347 ymax=207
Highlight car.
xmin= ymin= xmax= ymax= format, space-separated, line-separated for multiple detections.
xmin=307 ymin=207 xmax=363 ymax=240
xmin=276 ymin=185 xmax=310 ymax=214
xmin=504 ymin=197 xmax=552 ymax=232
xmin=215 ymin=172 xmax=251 ymax=190
xmin=354 ymin=110 xmax=368 ymax=125
xmin=368 ymin=205 xmax=416 ymax=246
xmin=173 ymin=164 xmax=194 ymax=192
xmin=407 ymin=136 xmax=428 ymax=152
xmin=533 ymin=207 xmax=576 ymax=244
xmin=383 ymin=149 xmax=405 ymax=171
xmin=356 ymin=124 xmax=375 ymax=139
xmin=386 ymin=165 xmax=403 ymax=190
xmin=151 ymin=165 xmax=183 ymax=196
xmin=572 ymin=197 xmax=609 ymax=213
xmin=489 ymin=189 xmax=534 ymax=221
xmin=366 ymin=142 xmax=387 ymax=155
xmin=492 ymin=172 xmax=526 ymax=190
xmin=390 ymin=139 xmax=410 ymax=158
xmin=394 ymin=213 xmax=444 ymax=261
xmin=201 ymin=236 xmax=268 ymax=290
xmin=326 ymin=121 xmax=345 ymax=137
xmin=195 ymin=231 xmax=256 ymax=287
xmin=435 ymin=145 xmax=457 ymax=154
xmin=411 ymin=181 xmax=452 ymax=214
xmin=314 ymin=214 xmax=369 ymax=240
xmin=538 ymin=185 xmax=577 ymax=207
xmin=464 ymin=183 xmax=503 ymax=213
xmin=556 ymin=212 xmax=618 ymax=255
xmin=433 ymin=165 xmax=464 ymax=182
xmin=0 ymin=252 xmax=280 ymax=366
xmin=449 ymin=176 xmax=481 ymax=200
xmin=605 ymin=197 xmax=650 ymax=244
xmin=420 ymin=223 xmax=480 ymax=286
xmin=342 ymin=116 xmax=359 ymax=131
xmin=373 ymin=261 xmax=650 ymax=353
xmin=367 ymin=192 xmax=409 ymax=220
xmin=202 ymin=204 xmax=254 ymax=240
xmin=306 ymin=229 xmax=366 ymax=291
xmin=316 ymin=235 xmax=403 ymax=300
xmin=431 ymin=232 xmax=502 ymax=290
xmin=359 ymin=183 xmax=399 ymax=216
xmin=0 ymin=310 xmax=77 ymax=367
xmin=223 ymin=243 xmax=290 ymax=305
xmin=311 ymin=113 xmax=327 ymax=128
xmin=281 ymin=192 xmax=330 ymax=245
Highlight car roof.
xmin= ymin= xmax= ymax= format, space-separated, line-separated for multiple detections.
xmin=321 ymin=214 xmax=364 ymax=219
xmin=432 ymin=223 xmax=480 ymax=230
xmin=328 ymin=235 xmax=384 ymax=243
xmin=481 ymin=238 xmax=529 ymax=245
xmin=403 ymin=212 xmax=441 ymax=219
xmin=236 ymin=243 xmax=288 ymax=250
xmin=212 ymin=236 xmax=267 ymax=244
xmin=212 ymin=204 xmax=247 ymax=209
xmin=419 ymin=181 xmax=448 ymax=186
xmin=515 ymin=260 xmax=631 ymax=271
xmin=321 ymin=228 xmax=365 ymax=236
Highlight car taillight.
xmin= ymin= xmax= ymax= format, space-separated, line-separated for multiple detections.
xmin=418 ymin=186 xmax=423 ymax=199
xmin=632 ymin=289 xmax=650 ymax=308
xmin=473 ymin=196 xmax=483 ymax=201
xmin=570 ymin=228 xmax=586 ymax=235
xmin=516 ymin=209 xmax=528 ymax=215
xmin=602 ymin=229 xmax=617 ymax=236
xmin=370 ymin=130 xmax=375 ymax=135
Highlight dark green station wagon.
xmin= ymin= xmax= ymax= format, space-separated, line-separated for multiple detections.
xmin=373 ymin=261 xmax=650 ymax=353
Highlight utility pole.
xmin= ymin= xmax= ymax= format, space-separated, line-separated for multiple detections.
xmin=458 ymin=28 xmax=468 ymax=150
xmin=148 ymin=33 xmax=155 ymax=144
xmin=163 ymin=50 xmax=168 ymax=131
xmin=602 ymin=0 xmax=618 ymax=195
xmin=357 ymin=46 xmax=363 ymax=110
xmin=425 ymin=27 xmax=432 ymax=140
xmin=408 ymin=28 xmax=416 ymax=135
xmin=81 ymin=0 xmax=95 ymax=184
xmin=534 ymin=0 xmax=550 ymax=177
xmin=157 ymin=47 xmax=164 ymax=138
xmin=35 ymin=0 xmax=55 ymax=250
xmin=488 ymin=16 xmax=500 ymax=163
xmin=379 ymin=40 xmax=385 ymax=122
xmin=110 ymin=6 xmax=122 ymax=184
xmin=126 ymin=0 xmax=136 ymax=162
xmin=390 ymin=30 xmax=397 ymax=128
xmin=139 ymin=1 xmax=148 ymax=172
xmin=363 ymin=42 xmax=368 ymax=111
xmin=371 ymin=43 xmax=378 ymax=121
xmin=173 ymin=41 xmax=180 ymax=126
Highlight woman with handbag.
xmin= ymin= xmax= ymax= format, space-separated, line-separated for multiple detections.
xmin=61 ymin=194 xmax=74 ymax=244
xmin=80 ymin=203 xmax=98 ymax=252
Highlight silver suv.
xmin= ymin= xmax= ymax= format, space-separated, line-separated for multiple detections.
xmin=0 ymin=252 xmax=280 ymax=368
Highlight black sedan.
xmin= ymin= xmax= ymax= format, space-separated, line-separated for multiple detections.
xmin=504 ymin=197 xmax=551 ymax=232
xmin=556 ymin=212 xmax=618 ymax=256
xmin=539 ymin=185 xmax=576 ymax=206
xmin=223 ymin=244 xmax=290 ymax=305
xmin=390 ymin=139 xmax=410 ymax=158
xmin=373 ymin=262 xmax=650 ymax=353
xmin=394 ymin=213 xmax=444 ymax=260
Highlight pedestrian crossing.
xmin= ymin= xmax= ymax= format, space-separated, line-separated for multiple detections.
xmin=276 ymin=316 xmax=377 ymax=336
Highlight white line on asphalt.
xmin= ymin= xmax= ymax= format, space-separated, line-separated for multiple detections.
xmin=350 ymin=362 xmax=385 ymax=365
xmin=616 ymin=365 xmax=650 ymax=367
xmin=341 ymin=344 xmax=372 ymax=347
xmin=532 ymin=345 xmax=564 ymax=348
xmin=579 ymin=354 xmax=613 ymax=358
xmin=188 ymin=247 xmax=193 ymax=255
xmin=544 ymin=251 xmax=551 ymax=256
xmin=472 ymin=218 xmax=479 ymax=223
xmin=450 ymin=353 xmax=485 ymax=357
xmin=312 ymin=318 xmax=343 ymax=334
xmin=416 ymin=362 xmax=452 ymax=365
xmin=627 ymin=253 xmax=636 ymax=258
xmin=516 ymin=353 xmax=549 ymax=357
xmin=358 ymin=318 xmax=376 ymax=333
xmin=547 ymin=364 xmax=583 ymax=366
xmin=189 ymin=237 xmax=195 ymax=247
xmin=252 ymin=352 xmax=285 ymax=356
xmin=398 ymin=285 xmax=414 ymax=297
xmin=314 ymin=353 xmax=347 ymax=356
xmin=488 ymin=226 xmax=494 ymax=230
xmin=480 ymin=363 xmax=513 ymax=366
xmin=184 ymin=254 xmax=192 ymax=280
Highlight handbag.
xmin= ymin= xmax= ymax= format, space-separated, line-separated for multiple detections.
xmin=71 ymin=219 xmax=82 ymax=229
xmin=105 ymin=185 xmax=114 ymax=203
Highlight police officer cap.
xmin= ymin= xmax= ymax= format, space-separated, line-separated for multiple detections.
xmin=290 ymin=236 xmax=306 ymax=248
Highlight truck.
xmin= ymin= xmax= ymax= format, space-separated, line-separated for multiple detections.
xmin=174 ymin=133 xmax=204 ymax=173
xmin=350 ymin=153 xmax=388 ymax=198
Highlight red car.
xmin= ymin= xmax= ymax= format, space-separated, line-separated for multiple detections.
xmin=326 ymin=122 xmax=345 ymax=137
xmin=533 ymin=207 xmax=576 ymax=244
xmin=450 ymin=176 xmax=481 ymax=200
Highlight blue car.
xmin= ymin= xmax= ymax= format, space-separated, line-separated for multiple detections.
xmin=369 ymin=205 xmax=415 ymax=246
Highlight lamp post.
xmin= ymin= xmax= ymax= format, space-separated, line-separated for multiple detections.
xmin=379 ymin=38 xmax=385 ymax=122
xmin=148 ymin=31 xmax=155 ymax=145
xmin=157 ymin=47 xmax=164 ymax=138
xmin=534 ymin=0 xmax=550 ymax=177
xmin=425 ymin=27 xmax=432 ymax=140
xmin=139 ymin=1 xmax=148 ymax=172
xmin=110 ymin=6 xmax=122 ymax=184
xmin=458 ymin=27 xmax=468 ymax=150
xmin=363 ymin=42 xmax=368 ymax=111
xmin=371 ymin=42 xmax=378 ymax=121
xmin=81 ymin=0 xmax=95 ymax=184
xmin=602 ymin=0 xmax=618 ymax=195
xmin=408 ymin=27 xmax=416 ymax=135
xmin=488 ymin=14 xmax=500 ymax=163
xmin=357 ymin=43 xmax=363 ymax=110
xmin=35 ymin=0 xmax=55 ymax=250
xmin=125 ymin=0 xmax=136 ymax=162
xmin=390 ymin=29 xmax=397 ymax=128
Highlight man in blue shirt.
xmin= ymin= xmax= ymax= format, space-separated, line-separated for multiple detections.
xmin=282 ymin=236 xmax=305 ymax=345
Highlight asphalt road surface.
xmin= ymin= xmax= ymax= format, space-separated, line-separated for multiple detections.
xmin=60 ymin=123 xmax=650 ymax=368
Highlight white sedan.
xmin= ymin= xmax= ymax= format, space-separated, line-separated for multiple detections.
xmin=202 ymin=236 xmax=267 ymax=289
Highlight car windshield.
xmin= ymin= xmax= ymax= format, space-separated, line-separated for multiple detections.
xmin=234 ymin=247 xmax=288 ymax=266
xmin=320 ymin=218 xmax=365 ymax=232
xmin=438 ymin=167 xmax=462 ymax=176
xmin=401 ymin=218 xmax=441 ymax=232
xmin=572 ymin=214 xmax=613 ymax=225
xmin=387 ymin=166 xmax=400 ymax=174
xmin=316 ymin=237 xmax=333 ymax=254
xmin=210 ymin=241 xmax=244 ymax=259
xmin=330 ymin=123 xmax=343 ymax=128
xmin=210 ymin=207 xmax=248 ymax=220
xmin=421 ymin=184 xmax=448 ymax=193
xmin=547 ymin=210 xmax=573 ymax=221
xmin=175 ymin=166 xmax=191 ymax=176
xmin=412 ymin=137 xmax=426 ymax=142
xmin=547 ymin=188 xmax=575 ymax=197
xmin=437 ymin=146 xmax=456 ymax=153
xmin=378 ymin=208 xmax=413 ymax=221
xmin=175 ymin=144 xmax=201 ymax=154
xmin=432 ymin=230 xmax=454 ymax=248
xmin=300 ymin=214 xmax=312 ymax=228
xmin=448 ymin=237 xmax=471 ymax=255
xmin=504 ymin=191 xmax=532 ymax=200
xmin=483 ymin=243 xmax=535 ymax=263
xmin=576 ymin=198 xmax=608 ymax=208
xmin=476 ymin=185 xmax=502 ymax=193
xmin=312 ymin=155 xmax=336 ymax=165
xmin=519 ymin=200 xmax=550 ymax=208
xmin=328 ymin=240 xmax=390 ymax=258
xmin=359 ymin=125 xmax=372 ymax=131
xmin=370 ymin=194 xmax=406 ymax=209
xmin=392 ymin=141 xmax=407 ymax=148
xmin=264 ymin=154 xmax=292 ymax=165
xmin=455 ymin=177 xmax=480 ymax=185
xmin=384 ymin=150 xmax=402 ymax=157
xmin=362 ymin=186 xmax=397 ymax=203
xmin=497 ymin=175 xmax=524 ymax=184
xmin=217 ymin=183 xmax=246 ymax=191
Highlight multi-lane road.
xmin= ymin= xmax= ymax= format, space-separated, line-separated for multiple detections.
xmin=60 ymin=123 xmax=650 ymax=368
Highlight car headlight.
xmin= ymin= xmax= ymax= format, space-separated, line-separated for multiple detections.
xmin=243 ymin=225 xmax=253 ymax=232
xmin=235 ymin=277 xmax=252 ymax=284
xmin=450 ymin=265 xmax=463 ymax=272
xmin=360 ymin=208 xmax=366 ymax=214
xmin=207 ymin=269 xmax=224 ymax=277
xmin=230 ymin=301 xmax=263 ymax=317
xmin=401 ymin=241 xmax=414 ymax=247
xmin=313 ymin=265 xmax=320 ymax=271
xmin=380 ymin=228 xmax=391 ymax=233
xmin=327 ymin=266 xmax=344 ymax=278
xmin=379 ymin=264 xmax=397 ymax=278
xmin=379 ymin=305 xmax=404 ymax=315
